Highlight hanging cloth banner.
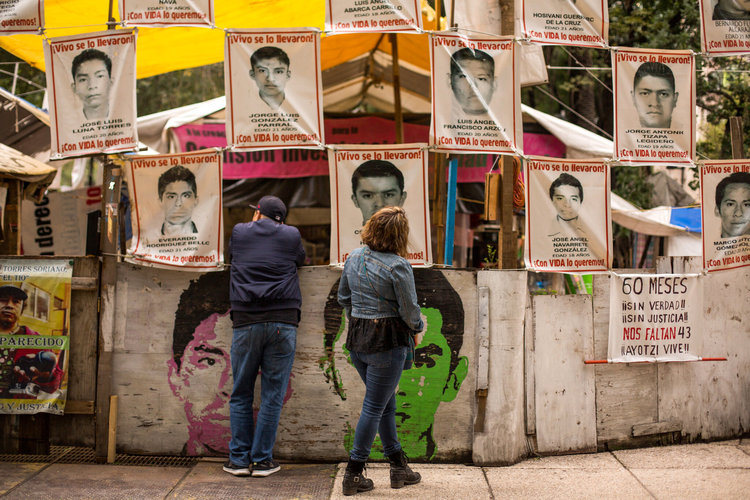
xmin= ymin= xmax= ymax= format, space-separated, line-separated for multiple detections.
xmin=444 ymin=0 xmax=502 ymax=35
xmin=0 ymin=259 xmax=72 ymax=415
xmin=329 ymin=144 xmax=432 ymax=266
xmin=430 ymin=33 xmax=522 ymax=155
xmin=0 ymin=0 xmax=43 ymax=34
xmin=612 ymin=47 xmax=695 ymax=166
xmin=325 ymin=0 xmax=422 ymax=34
xmin=517 ymin=0 xmax=609 ymax=49
xmin=700 ymin=160 xmax=750 ymax=272
xmin=43 ymin=29 xmax=139 ymax=159
xmin=524 ymin=156 xmax=611 ymax=272
xmin=119 ymin=0 xmax=214 ymax=28
xmin=699 ymin=0 xmax=750 ymax=56
xmin=608 ymin=273 xmax=703 ymax=363
xmin=224 ymin=28 xmax=325 ymax=151
xmin=125 ymin=150 xmax=224 ymax=270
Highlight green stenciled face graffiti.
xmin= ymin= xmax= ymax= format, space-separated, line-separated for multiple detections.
xmin=320 ymin=271 xmax=468 ymax=460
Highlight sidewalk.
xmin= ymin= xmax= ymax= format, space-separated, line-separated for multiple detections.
xmin=1 ymin=439 xmax=748 ymax=499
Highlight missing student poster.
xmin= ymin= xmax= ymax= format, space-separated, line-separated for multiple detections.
xmin=612 ymin=47 xmax=695 ymax=166
xmin=518 ymin=0 xmax=608 ymax=48
xmin=126 ymin=150 xmax=223 ymax=270
xmin=430 ymin=33 xmax=522 ymax=155
xmin=329 ymin=144 xmax=431 ymax=266
xmin=43 ymin=29 xmax=138 ymax=159
xmin=608 ymin=273 xmax=703 ymax=363
xmin=225 ymin=28 xmax=324 ymax=150
xmin=119 ymin=0 xmax=214 ymax=27
xmin=524 ymin=156 xmax=611 ymax=272
xmin=0 ymin=0 xmax=43 ymax=34
xmin=700 ymin=160 xmax=750 ymax=272
xmin=0 ymin=259 xmax=72 ymax=415
xmin=699 ymin=0 xmax=750 ymax=56
xmin=325 ymin=0 xmax=422 ymax=33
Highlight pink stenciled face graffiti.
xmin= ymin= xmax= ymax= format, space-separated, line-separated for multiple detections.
xmin=167 ymin=310 xmax=295 ymax=456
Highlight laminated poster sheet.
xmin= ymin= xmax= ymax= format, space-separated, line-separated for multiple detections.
xmin=119 ymin=0 xmax=214 ymax=27
xmin=325 ymin=0 xmax=421 ymax=33
xmin=518 ymin=0 xmax=608 ymax=48
xmin=0 ymin=0 xmax=43 ymax=34
xmin=699 ymin=0 xmax=750 ymax=55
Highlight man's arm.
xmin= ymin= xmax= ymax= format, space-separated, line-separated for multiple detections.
xmin=294 ymin=231 xmax=306 ymax=267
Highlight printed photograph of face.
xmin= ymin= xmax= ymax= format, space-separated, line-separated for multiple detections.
xmin=70 ymin=48 xmax=113 ymax=121
xmin=550 ymin=173 xmax=583 ymax=222
xmin=320 ymin=271 xmax=469 ymax=460
xmin=249 ymin=46 xmax=291 ymax=111
xmin=351 ymin=160 xmax=408 ymax=225
xmin=449 ymin=47 xmax=496 ymax=116
xmin=713 ymin=0 xmax=750 ymax=20
xmin=166 ymin=271 xmax=294 ymax=455
xmin=714 ymin=172 xmax=750 ymax=238
xmin=631 ymin=62 xmax=679 ymax=129
xmin=157 ymin=165 xmax=199 ymax=237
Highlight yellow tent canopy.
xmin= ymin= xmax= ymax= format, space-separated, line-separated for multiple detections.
xmin=0 ymin=0 xmax=432 ymax=79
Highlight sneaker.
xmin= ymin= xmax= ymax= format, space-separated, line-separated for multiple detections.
xmin=223 ymin=460 xmax=251 ymax=476
xmin=252 ymin=458 xmax=281 ymax=477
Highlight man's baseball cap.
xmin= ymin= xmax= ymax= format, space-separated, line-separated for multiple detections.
xmin=0 ymin=285 xmax=27 ymax=300
xmin=249 ymin=196 xmax=287 ymax=223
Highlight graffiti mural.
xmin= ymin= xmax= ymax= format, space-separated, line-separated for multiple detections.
xmin=320 ymin=270 xmax=469 ymax=460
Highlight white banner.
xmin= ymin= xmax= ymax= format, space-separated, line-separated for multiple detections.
xmin=700 ymin=160 xmax=750 ymax=272
xmin=430 ymin=33 xmax=522 ymax=155
xmin=524 ymin=156 xmax=611 ymax=272
xmin=608 ymin=273 xmax=703 ymax=363
xmin=43 ymin=29 xmax=138 ymax=159
xmin=699 ymin=0 xmax=750 ymax=55
xmin=325 ymin=0 xmax=421 ymax=33
xmin=119 ymin=0 xmax=214 ymax=27
xmin=225 ymin=28 xmax=324 ymax=150
xmin=329 ymin=144 xmax=431 ymax=266
xmin=443 ymin=0 xmax=502 ymax=34
xmin=517 ymin=0 xmax=608 ymax=48
xmin=22 ymin=187 xmax=101 ymax=256
xmin=0 ymin=0 xmax=43 ymax=34
xmin=612 ymin=48 xmax=695 ymax=166
xmin=126 ymin=150 xmax=223 ymax=270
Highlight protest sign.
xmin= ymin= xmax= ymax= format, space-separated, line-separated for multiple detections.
xmin=699 ymin=0 xmax=750 ymax=55
xmin=0 ymin=0 xmax=43 ymax=34
xmin=225 ymin=28 xmax=324 ymax=150
xmin=430 ymin=33 xmax=522 ymax=155
xmin=329 ymin=144 xmax=431 ymax=265
xmin=444 ymin=0 xmax=502 ymax=34
xmin=700 ymin=160 xmax=750 ymax=272
xmin=22 ymin=186 xmax=101 ymax=256
xmin=612 ymin=48 xmax=695 ymax=166
xmin=518 ymin=0 xmax=608 ymax=48
xmin=0 ymin=259 xmax=72 ymax=415
xmin=126 ymin=150 xmax=223 ymax=270
xmin=524 ymin=156 xmax=611 ymax=272
xmin=43 ymin=29 xmax=138 ymax=159
xmin=119 ymin=0 xmax=214 ymax=27
xmin=608 ymin=273 xmax=703 ymax=362
xmin=325 ymin=0 xmax=421 ymax=33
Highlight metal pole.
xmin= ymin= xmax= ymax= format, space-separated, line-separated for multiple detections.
xmin=389 ymin=34 xmax=404 ymax=144
xmin=444 ymin=158 xmax=458 ymax=265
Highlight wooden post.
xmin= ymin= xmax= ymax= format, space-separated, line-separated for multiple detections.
xmin=433 ymin=155 xmax=447 ymax=265
xmin=499 ymin=156 xmax=518 ymax=269
xmin=730 ymin=117 xmax=744 ymax=159
xmin=95 ymin=159 xmax=121 ymax=461
xmin=389 ymin=34 xmax=404 ymax=144
xmin=107 ymin=395 xmax=118 ymax=463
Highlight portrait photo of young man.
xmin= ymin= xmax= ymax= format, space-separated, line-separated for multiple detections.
xmin=350 ymin=160 xmax=408 ymax=226
xmin=71 ymin=48 xmax=113 ymax=121
xmin=249 ymin=46 xmax=291 ymax=111
xmin=547 ymin=173 xmax=586 ymax=239
xmin=712 ymin=0 xmax=750 ymax=20
xmin=448 ymin=47 xmax=496 ymax=118
xmin=631 ymin=62 xmax=679 ymax=129
xmin=714 ymin=172 xmax=750 ymax=238
xmin=157 ymin=165 xmax=199 ymax=237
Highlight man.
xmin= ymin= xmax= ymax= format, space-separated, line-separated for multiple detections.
xmin=631 ymin=62 xmax=679 ymax=129
xmin=157 ymin=165 xmax=199 ymax=237
xmin=71 ymin=48 xmax=113 ymax=121
xmin=320 ymin=271 xmax=469 ymax=460
xmin=249 ymin=47 xmax=291 ymax=111
xmin=714 ymin=172 xmax=750 ymax=238
xmin=351 ymin=160 xmax=408 ymax=225
xmin=449 ymin=47 xmax=496 ymax=117
xmin=713 ymin=0 xmax=750 ymax=20
xmin=547 ymin=173 xmax=586 ymax=238
xmin=0 ymin=285 xmax=62 ymax=398
xmin=224 ymin=195 xmax=306 ymax=477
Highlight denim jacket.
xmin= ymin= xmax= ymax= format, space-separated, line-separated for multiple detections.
xmin=337 ymin=246 xmax=424 ymax=332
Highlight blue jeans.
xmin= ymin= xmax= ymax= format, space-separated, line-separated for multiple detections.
xmin=229 ymin=322 xmax=296 ymax=466
xmin=349 ymin=346 xmax=408 ymax=462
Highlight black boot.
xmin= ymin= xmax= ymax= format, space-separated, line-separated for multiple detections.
xmin=387 ymin=450 xmax=421 ymax=489
xmin=342 ymin=459 xmax=374 ymax=496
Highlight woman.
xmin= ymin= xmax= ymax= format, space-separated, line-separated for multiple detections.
xmin=337 ymin=206 xmax=423 ymax=496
